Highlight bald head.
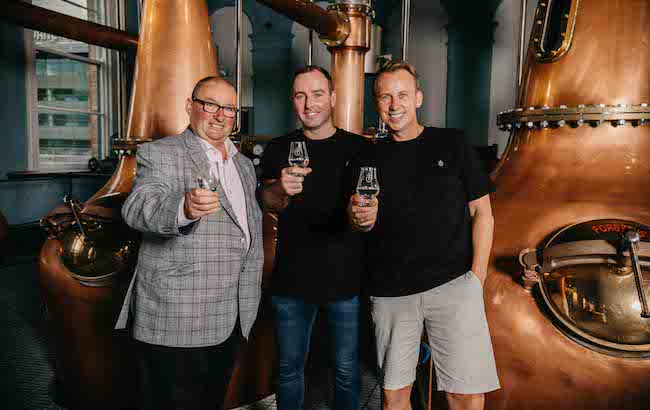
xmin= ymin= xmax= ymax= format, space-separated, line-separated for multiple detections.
xmin=191 ymin=76 xmax=236 ymax=100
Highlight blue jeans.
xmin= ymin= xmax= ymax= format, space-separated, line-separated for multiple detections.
xmin=272 ymin=295 xmax=360 ymax=410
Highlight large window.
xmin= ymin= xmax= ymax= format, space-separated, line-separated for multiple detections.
xmin=27 ymin=0 xmax=123 ymax=172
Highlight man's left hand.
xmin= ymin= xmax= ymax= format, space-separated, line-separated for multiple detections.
xmin=348 ymin=194 xmax=378 ymax=232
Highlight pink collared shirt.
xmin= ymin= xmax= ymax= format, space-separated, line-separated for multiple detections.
xmin=178 ymin=137 xmax=250 ymax=249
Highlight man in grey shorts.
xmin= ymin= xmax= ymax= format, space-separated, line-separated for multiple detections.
xmin=362 ymin=59 xmax=500 ymax=410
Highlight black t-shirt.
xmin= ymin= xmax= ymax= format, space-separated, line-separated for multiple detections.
xmin=365 ymin=127 xmax=495 ymax=297
xmin=262 ymin=128 xmax=370 ymax=303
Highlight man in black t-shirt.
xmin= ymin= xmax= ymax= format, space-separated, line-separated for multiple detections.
xmin=365 ymin=60 xmax=500 ymax=410
xmin=259 ymin=66 xmax=377 ymax=410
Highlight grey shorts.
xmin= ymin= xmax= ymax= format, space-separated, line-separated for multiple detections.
xmin=370 ymin=271 xmax=501 ymax=393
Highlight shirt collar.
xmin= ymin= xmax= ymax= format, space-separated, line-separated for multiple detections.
xmin=196 ymin=136 xmax=238 ymax=162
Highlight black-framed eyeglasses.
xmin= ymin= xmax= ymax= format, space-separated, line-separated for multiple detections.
xmin=192 ymin=97 xmax=239 ymax=118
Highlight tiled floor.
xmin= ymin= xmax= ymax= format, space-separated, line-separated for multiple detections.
xmin=233 ymin=360 xmax=384 ymax=410
xmin=0 ymin=224 xmax=435 ymax=410
xmin=0 ymin=259 xmax=385 ymax=410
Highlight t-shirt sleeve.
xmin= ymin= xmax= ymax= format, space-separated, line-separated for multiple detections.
xmin=261 ymin=138 xmax=287 ymax=181
xmin=456 ymin=131 xmax=496 ymax=202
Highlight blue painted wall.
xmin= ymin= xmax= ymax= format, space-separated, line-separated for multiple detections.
xmin=0 ymin=21 xmax=28 ymax=179
xmin=442 ymin=0 xmax=502 ymax=146
xmin=211 ymin=0 xmax=295 ymax=137
xmin=0 ymin=176 xmax=109 ymax=225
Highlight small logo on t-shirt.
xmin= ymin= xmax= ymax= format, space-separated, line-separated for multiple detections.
xmin=435 ymin=159 xmax=446 ymax=168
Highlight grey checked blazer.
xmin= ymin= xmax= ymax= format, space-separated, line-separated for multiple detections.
xmin=115 ymin=128 xmax=264 ymax=348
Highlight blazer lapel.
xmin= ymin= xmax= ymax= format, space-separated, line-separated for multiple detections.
xmin=182 ymin=128 xmax=238 ymax=225
xmin=233 ymin=154 xmax=257 ymax=237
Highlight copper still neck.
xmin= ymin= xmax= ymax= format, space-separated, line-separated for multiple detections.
xmin=328 ymin=2 xmax=371 ymax=134
xmin=126 ymin=0 xmax=217 ymax=141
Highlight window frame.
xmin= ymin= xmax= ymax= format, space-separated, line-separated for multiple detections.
xmin=24 ymin=0 xmax=125 ymax=172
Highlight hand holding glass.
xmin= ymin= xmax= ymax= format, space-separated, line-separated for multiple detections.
xmin=288 ymin=141 xmax=309 ymax=177
xmin=356 ymin=166 xmax=379 ymax=206
xmin=197 ymin=175 xmax=219 ymax=192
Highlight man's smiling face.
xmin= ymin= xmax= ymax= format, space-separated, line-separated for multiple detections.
xmin=374 ymin=69 xmax=423 ymax=138
xmin=291 ymin=70 xmax=336 ymax=133
xmin=186 ymin=79 xmax=237 ymax=149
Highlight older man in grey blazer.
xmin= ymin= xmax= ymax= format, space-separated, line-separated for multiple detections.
xmin=116 ymin=77 xmax=263 ymax=410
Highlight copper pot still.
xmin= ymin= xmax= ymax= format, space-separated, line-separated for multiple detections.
xmin=487 ymin=0 xmax=650 ymax=409
xmin=34 ymin=0 xmax=280 ymax=408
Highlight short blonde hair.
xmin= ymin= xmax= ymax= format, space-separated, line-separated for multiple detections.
xmin=373 ymin=59 xmax=420 ymax=98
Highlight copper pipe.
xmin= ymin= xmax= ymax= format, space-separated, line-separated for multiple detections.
xmin=624 ymin=231 xmax=650 ymax=318
xmin=256 ymin=0 xmax=349 ymax=45
xmin=328 ymin=3 xmax=371 ymax=134
xmin=331 ymin=49 xmax=366 ymax=133
xmin=1 ymin=0 xmax=137 ymax=51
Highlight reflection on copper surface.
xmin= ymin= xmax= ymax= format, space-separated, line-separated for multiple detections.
xmin=547 ymin=265 xmax=650 ymax=345
xmin=486 ymin=0 xmax=650 ymax=408
xmin=126 ymin=0 xmax=217 ymax=141
xmin=331 ymin=49 xmax=366 ymax=133
xmin=328 ymin=2 xmax=371 ymax=134
xmin=38 ymin=238 xmax=136 ymax=409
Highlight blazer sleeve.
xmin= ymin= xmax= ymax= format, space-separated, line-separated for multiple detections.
xmin=121 ymin=142 xmax=186 ymax=236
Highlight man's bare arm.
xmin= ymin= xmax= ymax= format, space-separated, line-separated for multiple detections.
xmin=259 ymin=166 xmax=312 ymax=213
xmin=468 ymin=194 xmax=494 ymax=286
xmin=260 ymin=178 xmax=290 ymax=213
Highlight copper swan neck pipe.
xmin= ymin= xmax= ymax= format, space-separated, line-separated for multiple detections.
xmin=1 ymin=0 xmax=138 ymax=51
xmin=256 ymin=0 xmax=350 ymax=45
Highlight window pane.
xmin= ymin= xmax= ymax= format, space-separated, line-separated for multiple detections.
xmin=35 ymin=50 xmax=98 ymax=110
xmin=38 ymin=113 xmax=51 ymax=126
xmin=28 ymin=0 xmax=117 ymax=172
xmin=38 ymin=112 xmax=99 ymax=171
xmin=32 ymin=0 xmax=106 ymax=24
xmin=35 ymin=49 xmax=100 ymax=171
xmin=32 ymin=1 xmax=112 ymax=54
